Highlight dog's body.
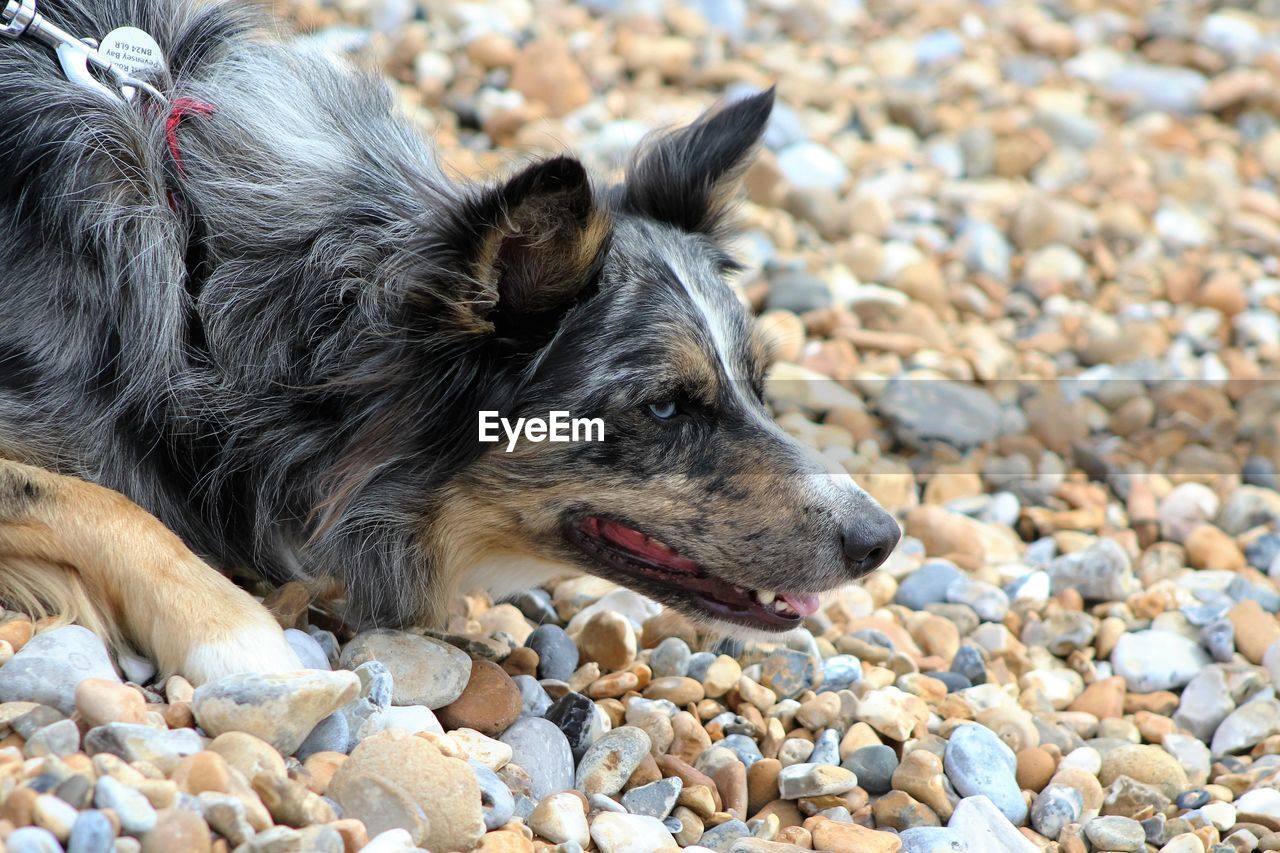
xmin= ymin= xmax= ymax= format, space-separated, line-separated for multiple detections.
xmin=0 ymin=0 xmax=899 ymax=682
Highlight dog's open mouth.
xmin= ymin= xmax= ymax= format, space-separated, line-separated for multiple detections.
xmin=566 ymin=515 xmax=820 ymax=630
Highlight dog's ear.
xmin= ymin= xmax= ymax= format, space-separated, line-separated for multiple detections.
xmin=619 ymin=87 xmax=775 ymax=238
xmin=452 ymin=156 xmax=611 ymax=345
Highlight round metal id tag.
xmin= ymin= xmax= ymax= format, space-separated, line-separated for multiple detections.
xmin=98 ymin=26 xmax=167 ymax=77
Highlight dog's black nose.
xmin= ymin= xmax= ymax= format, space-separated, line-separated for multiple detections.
xmin=841 ymin=510 xmax=901 ymax=575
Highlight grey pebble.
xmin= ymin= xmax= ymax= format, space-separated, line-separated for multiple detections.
xmin=295 ymin=712 xmax=350 ymax=760
xmin=24 ymin=718 xmax=80 ymax=757
xmin=621 ymin=776 xmax=682 ymax=819
xmin=900 ymin=826 xmax=971 ymax=853
xmin=843 ymin=745 xmax=898 ymax=795
xmin=285 ymin=628 xmax=332 ymax=670
xmin=0 ymin=625 xmax=120 ymax=715
xmin=1030 ymin=783 xmax=1083 ymax=839
xmin=472 ymin=761 xmax=515 ymax=830
xmin=67 ymin=809 xmax=115 ymax=853
xmin=501 ymin=716 xmax=575 ymax=800
xmin=526 ymin=625 xmax=579 ymax=683
xmin=699 ymin=819 xmax=751 ymax=851
xmin=808 ymin=729 xmax=840 ymax=766
xmin=944 ymin=724 xmax=1025 ymax=825
xmin=512 ymin=674 xmax=552 ymax=717
xmin=95 ymin=774 xmax=157 ymax=834
xmin=6 ymin=827 xmax=62 ymax=853
xmin=649 ymin=638 xmax=692 ymax=678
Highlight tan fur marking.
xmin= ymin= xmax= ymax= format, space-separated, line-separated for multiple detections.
xmin=0 ymin=459 xmax=295 ymax=682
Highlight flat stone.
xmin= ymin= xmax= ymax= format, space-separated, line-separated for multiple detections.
xmin=944 ymin=724 xmax=1026 ymax=825
xmin=83 ymin=723 xmax=204 ymax=774
xmin=6 ymin=827 xmax=63 ymax=853
xmin=339 ymin=630 xmax=472 ymax=708
xmin=0 ymin=626 xmax=119 ymax=715
xmin=947 ymin=796 xmax=1037 ymax=853
xmin=879 ymin=378 xmax=1001 ymax=450
xmin=590 ymin=812 xmax=677 ymax=853
xmin=777 ymin=763 xmax=858 ymax=798
xmin=94 ymin=775 xmax=157 ymax=835
xmin=758 ymin=650 xmax=820 ymax=699
xmin=141 ymin=808 xmax=212 ymax=853
xmin=544 ymin=691 xmax=602 ymax=760
xmin=1110 ymin=630 xmax=1211 ymax=693
xmin=576 ymin=726 xmax=651 ymax=796
xmin=578 ymin=610 xmax=636 ymax=672
xmin=1084 ymin=816 xmax=1145 ymax=852
xmin=896 ymin=561 xmax=964 ymax=611
xmin=899 ymin=826 xmax=971 ymax=853
xmin=68 ymin=810 xmax=116 ymax=853
xmin=472 ymin=761 xmax=514 ymax=830
xmin=1210 ymin=698 xmax=1280 ymax=754
xmin=1047 ymin=539 xmax=1139 ymax=600
xmin=622 ymin=776 xmax=682 ymax=819
xmin=192 ymin=670 xmax=359 ymax=754
xmin=329 ymin=730 xmax=484 ymax=852
xmin=500 ymin=716 xmax=574 ymax=800
xmin=1173 ymin=666 xmax=1235 ymax=741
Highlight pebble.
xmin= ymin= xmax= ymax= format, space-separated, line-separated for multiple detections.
xmin=1084 ymin=815 xmax=1146 ymax=852
xmin=526 ymin=625 xmax=579 ymax=682
xmin=843 ymin=745 xmax=897 ymax=795
xmin=947 ymin=796 xmax=1037 ymax=853
xmin=1031 ymin=784 xmax=1083 ymax=839
xmin=436 ymin=660 xmax=522 ymax=736
xmin=896 ymin=561 xmax=963 ymax=610
xmin=590 ymin=812 xmax=678 ymax=853
xmin=339 ymin=630 xmax=472 ymax=708
xmin=501 ymin=717 xmax=575 ymax=799
xmin=878 ymin=379 xmax=1001 ymax=450
xmin=528 ymin=791 xmax=589 ymax=847
xmin=944 ymin=724 xmax=1026 ymax=824
xmin=758 ymin=650 xmax=820 ymax=699
xmin=622 ymin=776 xmax=682 ymax=819
xmin=329 ymin=730 xmax=484 ymax=852
xmin=776 ymin=763 xmax=857 ymax=798
xmin=94 ymin=775 xmax=157 ymax=835
xmin=192 ymin=670 xmax=360 ymax=754
xmin=1110 ymin=630 xmax=1212 ymax=693
xmin=575 ymin=726 xmax=651 ymax=796
xmin=68 ymin=810 xmax=115 ymax=853
xmin=0 ymin=626 xmax=120 ymax=715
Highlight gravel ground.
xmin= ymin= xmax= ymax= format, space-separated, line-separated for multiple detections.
xmin=4 ymin=0 xmax=1280 ymax=851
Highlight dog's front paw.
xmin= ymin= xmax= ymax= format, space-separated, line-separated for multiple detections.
xmin=180 ymin=623 xmax=304 ymax=685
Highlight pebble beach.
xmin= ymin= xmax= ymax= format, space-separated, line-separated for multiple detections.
xmin=3 ymin=0 xmax=1280 ymax=851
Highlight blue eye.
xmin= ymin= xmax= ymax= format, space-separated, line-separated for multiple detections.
xmin=648 ymin=401 xmax=677 ymax=419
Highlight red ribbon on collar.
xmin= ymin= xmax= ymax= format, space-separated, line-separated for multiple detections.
xmin=164 ymin=96 xmax=216 ymax=178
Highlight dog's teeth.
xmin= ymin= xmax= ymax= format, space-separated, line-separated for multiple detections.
xmin=774 ymin=599 xmax=792 ymax=613
xmin=756 ymin=590 xmax=776 ymax=605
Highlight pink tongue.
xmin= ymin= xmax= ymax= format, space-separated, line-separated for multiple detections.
xmin=782 ymin=592 xmax=821 ymax=617
xmin=599 ymin=520 xmax=700 ymax=574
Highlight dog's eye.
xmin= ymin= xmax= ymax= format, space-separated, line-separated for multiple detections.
xmin=648 ymin=401 xmax=678 ymax=420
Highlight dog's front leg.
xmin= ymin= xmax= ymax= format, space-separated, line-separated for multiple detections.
xmin=0 ymin=459 xmax=300 ymax=684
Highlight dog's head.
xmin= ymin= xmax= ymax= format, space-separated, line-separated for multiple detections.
xmin=432 ymin=89 xmax=899 ymax=631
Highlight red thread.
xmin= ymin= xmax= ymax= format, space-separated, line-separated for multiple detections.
xmin=164 ymin=97 xmax=216 ymax=178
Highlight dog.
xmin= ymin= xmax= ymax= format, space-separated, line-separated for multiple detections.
xmin=0 ymin=0 xmax=901 ymax=684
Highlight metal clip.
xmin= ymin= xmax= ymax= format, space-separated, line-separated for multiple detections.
xmin=2 ymin=0 xmax=166 ymax=106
